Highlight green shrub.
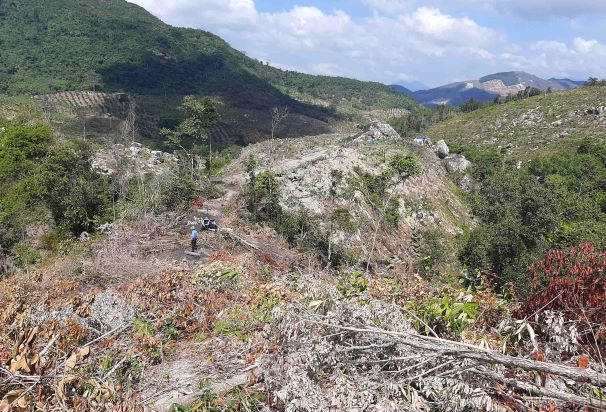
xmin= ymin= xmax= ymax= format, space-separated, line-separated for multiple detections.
xmin=389 ymin=153 xmax=421 ymax=178
xmin=331 ymin=208 xmax=359 ymax=233
xmin=0 ymin=121 xmax=110 ymax=256
xmin=12 ymin=243 xmax=42 ymax=266
xmin=449 ymin=144 xmax=503 ymax=181
xmin=413 ymin=230 xmax=446 ymax=277
xmin=459 ymin=170 xmax=558 ymax=294
xmin=338 ymin=271 xmax=369 ymax=298
xmin=410 ymin=295 xmax=478 ymax=336
xmin=458 ymin=140 xmax=606 ymax=296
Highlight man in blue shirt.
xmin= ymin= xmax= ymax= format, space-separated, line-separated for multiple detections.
xmin=191 ymin=226 xmax=199 ymax=252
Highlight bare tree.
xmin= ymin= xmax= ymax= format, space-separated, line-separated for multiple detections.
xmin=270 ymin=106 xmax=288 ymax=157
xmin=124 ymin=98 xmax=137 ymax=144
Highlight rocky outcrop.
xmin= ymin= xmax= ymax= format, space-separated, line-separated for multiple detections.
xmin=356 ymin=122 xmax=401 ymax=142
xmin=444 ymin=154 xmax=472 ymax=173
xmin=92 ymin=143 xmax=177 ymax=175
xmin=435 ymin=140 xmax=450 ymax=159
xmin=584 ymin=106 xmax=605 ymax=116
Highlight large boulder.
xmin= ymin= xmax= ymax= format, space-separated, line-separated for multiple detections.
xmin=435 ymin=140 xmax=450 ymax=159
xmin=444 ymin=154 xmax=471 ymax=173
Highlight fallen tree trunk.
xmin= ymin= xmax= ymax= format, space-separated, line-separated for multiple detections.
xmin=315 ymin=322 xmax=606 ymax=388
xmin=222 ymin=228 xmax=261 ymax=251
xmin=474 ymin=367 xmax=606 ymax=410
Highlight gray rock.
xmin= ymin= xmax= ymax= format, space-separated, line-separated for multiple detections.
xmin=356 ymin=122 xmax=401 ymax=142
xmin=435 ymin=140 xmax=450 ymax=159
xmin=91 ymin=291 xmax=136 ymax=329
xmin=413 ymin=136 xmax=432 ymax=146
xmin=459 ymin=175 xmax=474 ymax=191
xmin=444 ymin=154 xmax=471 ymax=173
xmin=98 ymin=223 xmax=114 ymax=235
xmin=585 ymin=106 xmax=605 ymax=116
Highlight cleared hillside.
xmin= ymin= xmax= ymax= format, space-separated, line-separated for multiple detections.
xmin=427 ymin=86 xmax=606 ymax=158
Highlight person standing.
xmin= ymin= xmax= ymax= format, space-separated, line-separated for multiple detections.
xmin=191 ymin=226 xmax=199 ymax=252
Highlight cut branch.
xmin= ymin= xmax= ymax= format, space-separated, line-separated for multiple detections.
xmin=310 ymin=320 xmax=606 ymax=388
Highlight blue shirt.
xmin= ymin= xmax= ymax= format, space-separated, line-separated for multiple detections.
xmin=191 ymin=230 xmax=198 ymax=240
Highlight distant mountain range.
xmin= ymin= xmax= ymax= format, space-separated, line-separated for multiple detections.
xmin=392 ymin=72 xmax=585 ymax=108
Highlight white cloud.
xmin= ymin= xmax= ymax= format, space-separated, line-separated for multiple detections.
xmin=128 ymin=1 xmax=606 ymax=87
xmin=489 ymin=0 xmax=606 ymax=19
xmin=573 ymin=37 xmax=599 ymax=54
xmin=403 ymin=7 xmax=499 ymax=45
xmin=524 ymin=37 xmax=606 ymax=78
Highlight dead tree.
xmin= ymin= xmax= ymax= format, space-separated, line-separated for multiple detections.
xmin=270 ymin=106 xmax=288 ymax=157
xmin=124 ymin=97 xmax=137 ymax=143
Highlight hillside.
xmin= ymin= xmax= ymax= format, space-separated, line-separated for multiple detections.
xmin=4 ymin=116 xmax=606 ymax=410
xmin=0 ymin=0 xmax=417 ymax=142
xmin=427 ymin=86 xmax=606 ymax=158
xmin=399 ymin=71 xmax=583 ymax=108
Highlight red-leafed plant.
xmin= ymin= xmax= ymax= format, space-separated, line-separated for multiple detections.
xmin=520 ymin=243 xmax=606 ymax=326
xmin=190 ymin=197 xmax=205 ymax=208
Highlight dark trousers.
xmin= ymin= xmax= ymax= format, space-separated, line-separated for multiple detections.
xmin=191 ymin=238 xmax=197 ymax=251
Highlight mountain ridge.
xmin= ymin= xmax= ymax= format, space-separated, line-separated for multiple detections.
xmin=392 ymin=71 xmax=584 ymax=108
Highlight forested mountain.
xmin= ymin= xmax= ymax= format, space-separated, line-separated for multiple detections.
xmin=0 ymin=0 xmax=417 ymax=134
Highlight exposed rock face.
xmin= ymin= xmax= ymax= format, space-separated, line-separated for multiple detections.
xmin=585 ymin=106 xmax=605 ymax=116
xmin=435 ymin=140 xmax=450 ymax=159
xmin=479 ymin=79 xmax=526 ymax=96
xmin=234 ymin=132 xmax=470 ymax=258
xmin=444 ymin=154 xmax=472 ymax=173
xmin=356 ymin=122 xmax=401 ymax=142
xmin=92 ymin=143 xmax=177 ymax=175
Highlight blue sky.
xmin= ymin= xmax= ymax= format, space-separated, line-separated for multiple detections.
xmin=130 ymin=0 xmax=606 ymax=88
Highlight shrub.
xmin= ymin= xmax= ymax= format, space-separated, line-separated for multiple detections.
xmin=409 ymin=294 xmax=478 ymax=336
xmin=389 ymin=153 xmax=421 ymax=179
xmin=0 ymin=122 xmax=110 ymax=254
xmin=338 ymin=271 xmax=369 ymax=298
xmin=519 ymin=243 xmax=606 ymax=327
xmin=247 ymin=170 xmax=281 ymax=220
xmin=413 ymin=230 xmax=446 ymax=277
xmin=459 ymin=170 xmax=559 ymax=295
xmin=331 ymin=208 xmax=359 ymax=233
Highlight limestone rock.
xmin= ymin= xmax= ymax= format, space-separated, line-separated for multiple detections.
xmin=92 ymin=143 xmax=177 ymax=176
xmin=98 ymin=223 xmax=114 ymax=235
xmin=444 ymin=154 xmax=471 ymax=173
xmin=91 ymin=291 xmax=136 ymax=328
xmin=459 ymin=175 xmax=474 ymax=191
xmin=356 ymin=122 xmax=401 ymax=143
xmin=435 ymin=140 xmax=450 ymax=159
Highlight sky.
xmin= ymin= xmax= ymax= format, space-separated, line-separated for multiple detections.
xmin=128 ymin=0 xmax=606 ymax=89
